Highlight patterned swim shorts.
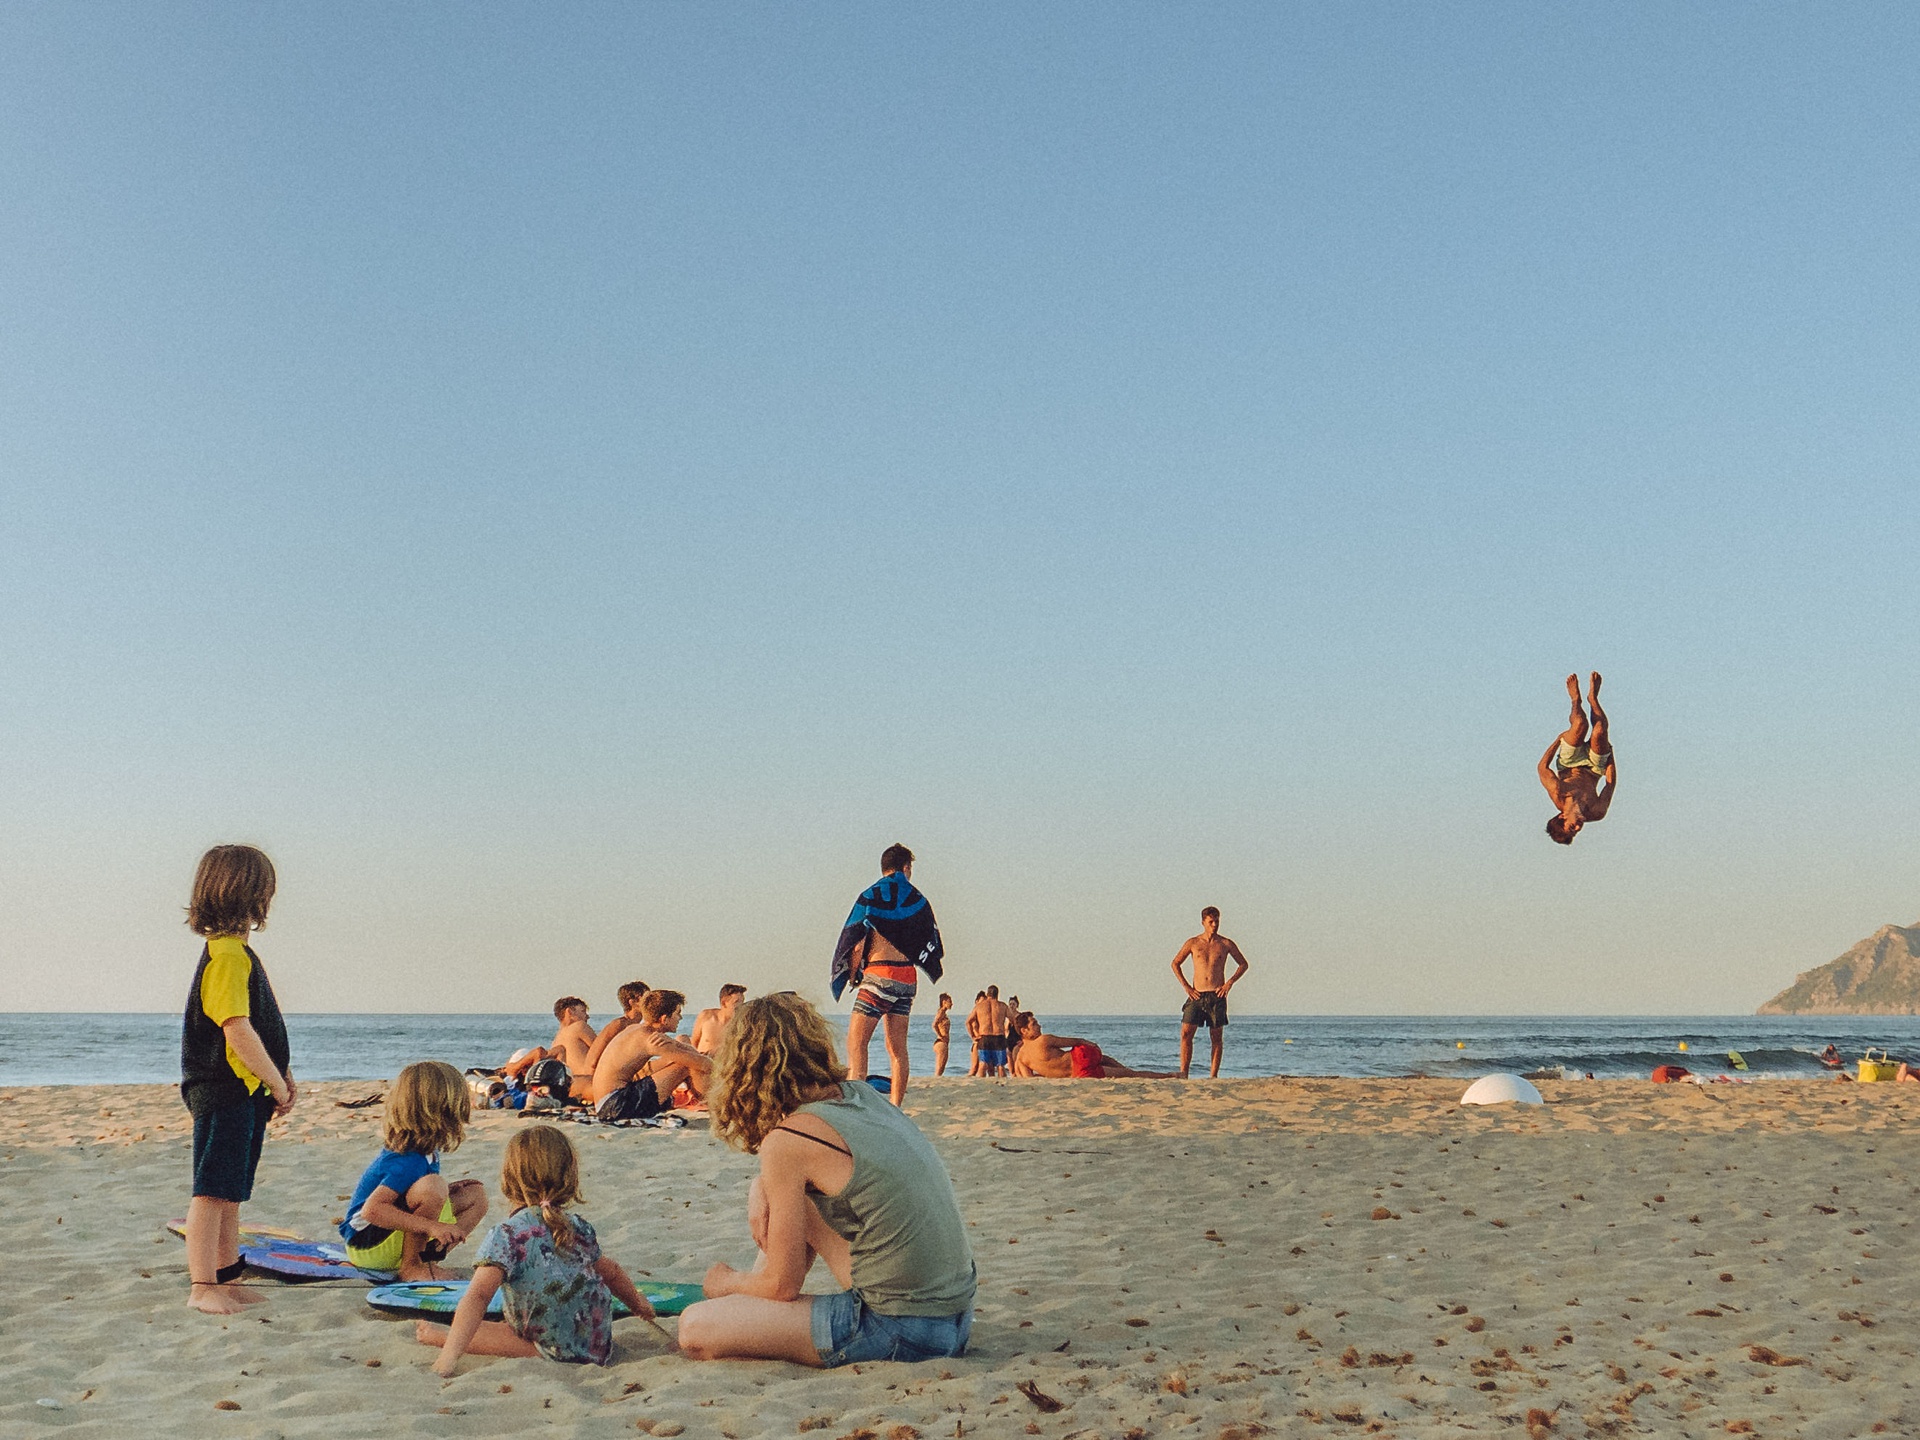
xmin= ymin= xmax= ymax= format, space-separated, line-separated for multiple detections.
xmin=852 ymin=973 xmax=917 ymax=1018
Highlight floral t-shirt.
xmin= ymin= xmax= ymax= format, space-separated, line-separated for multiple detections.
xmin=474 ymin=1209 xmax=613 ymax=1364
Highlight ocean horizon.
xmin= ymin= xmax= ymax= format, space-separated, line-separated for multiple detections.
xmin=5 ymin=1011 xmax=1916 ymax=1087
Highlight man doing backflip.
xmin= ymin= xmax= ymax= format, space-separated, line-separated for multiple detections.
xmin=1539 ymin=672 xmax=1616 ymax=845
xmin=1172 ymin=907 xmax=1249 ymax=1078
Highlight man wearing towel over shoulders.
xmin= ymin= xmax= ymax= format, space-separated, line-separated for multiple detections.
xmin=1173 ymin=907 xmax=1248 ymax=1078
xmin=831 ymin=843 xmax=945 ymax=1106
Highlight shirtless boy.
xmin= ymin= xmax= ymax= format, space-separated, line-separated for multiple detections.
xmin=1539 ymin=672 xmax=1617 ymax=845
xmin=1172 ymin=908 xmax=1249 ymax=1078
xmin=969 ymin=987 xmax=1012 ymax=1077
xmin=590 ymin=989 xmax=713 ymax=1121
xmin=690 ymin=984 xmax=746 ymax=1053
xmin=584 ymin=982 xmax=650 ymax=1072
xmin=1011 ymin=1013 xmax=1174 ymax=1079
xmin=503 ymin=997 xmax=598 ymax=1099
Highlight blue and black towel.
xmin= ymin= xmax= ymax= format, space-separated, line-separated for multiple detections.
xmin=830 ymin=873 xmax=945 ymax=1000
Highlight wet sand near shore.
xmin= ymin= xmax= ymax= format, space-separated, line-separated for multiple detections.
xmin=4 ymin=1077 xmax=1915 ymax=1439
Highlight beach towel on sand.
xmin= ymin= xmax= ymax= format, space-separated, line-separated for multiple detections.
xmin=830 ymin=874 xmax=945 ymax=1000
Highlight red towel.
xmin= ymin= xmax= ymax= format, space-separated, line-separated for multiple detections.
xmin=1070 ymin=1044 xmax=1108 ymax=1079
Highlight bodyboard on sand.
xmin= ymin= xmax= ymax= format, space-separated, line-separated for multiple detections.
xmin=367 ymin=1278 xmax=703 ymax=1320
xmin=167 ymin=1220 xmax=396 ymax=1282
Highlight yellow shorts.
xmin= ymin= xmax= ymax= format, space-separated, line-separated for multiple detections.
xmin=345 ymin=1199 xmax=455 ymax=1271
xmin=1556 ymin=741 xmax=1611 ymax=775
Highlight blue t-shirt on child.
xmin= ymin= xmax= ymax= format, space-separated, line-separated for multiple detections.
xmin=476 ymin=1209 xmax=614 ymax=1364
xmin=340 ymin=1148 xmax=439 ymax=1245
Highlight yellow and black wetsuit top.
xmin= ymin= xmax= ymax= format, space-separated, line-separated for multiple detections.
xmin=180 ymin=935 xmax=290 ymax=1114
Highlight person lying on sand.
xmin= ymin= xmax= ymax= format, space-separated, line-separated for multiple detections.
xmin=1010 ymin=1013 xmax=1176 ymax=1079
xmin=590 ymin=989 xmax=712 ymax=1121
xmin=1539 ymin=671 xmax=1616 ymax=845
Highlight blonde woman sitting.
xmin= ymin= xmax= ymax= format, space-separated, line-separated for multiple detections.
xmin=676 ymin=993 xmax=976 ymax=1366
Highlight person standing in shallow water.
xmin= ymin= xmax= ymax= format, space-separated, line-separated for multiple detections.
xmin=1172 ymin=906 xmax=1249 ymax=1078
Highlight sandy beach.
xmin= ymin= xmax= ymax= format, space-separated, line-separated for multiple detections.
xmin=4 ymin=1076 xmax=1915 ymax=1439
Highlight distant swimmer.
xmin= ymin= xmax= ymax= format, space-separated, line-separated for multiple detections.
xmin=1539 ymin=671 xmax=1617 ymax=845
xmin=1172 ymin=907 xmax=1249 ymax=1079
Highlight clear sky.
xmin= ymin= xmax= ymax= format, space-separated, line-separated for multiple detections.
xmin=3 ymin=5 xmax=1916 ymax=1016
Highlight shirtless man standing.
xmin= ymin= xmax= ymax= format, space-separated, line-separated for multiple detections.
xmin=969 ymin=987 xmax=1012 ymax=1077
xmin=1539 ymin=672 xmax=1616 ymax=845
xmin=690 ymin=984 xmax=746 ymax=1053
xmin=1011 ymin=1013 xmax=1175 ymax=1079
xmin=590 ymin=989 xmax=713 ymax=1121
xmin=1172 ymin=908 xmax=1249 ymax=1078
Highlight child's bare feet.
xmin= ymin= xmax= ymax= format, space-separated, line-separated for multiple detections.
xmin=230 ymin=1283 xmax=269 ymax=1306
xmin=415 ymin=1319 xmax=450 ymax=1347
xmin=188 ymin=1283 xmax=249 ymax=1315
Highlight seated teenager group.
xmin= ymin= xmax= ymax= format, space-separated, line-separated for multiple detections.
xmin=489 ymin=982 xmax=743 ymax=1121
xmin=341 ymin=993 xmax=977 ymax=1375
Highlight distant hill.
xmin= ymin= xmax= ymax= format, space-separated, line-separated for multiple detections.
xmin=1758 ymin=922 xmax=1920 ymax=1015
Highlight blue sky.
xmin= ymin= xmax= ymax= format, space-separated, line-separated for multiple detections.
xmin=2 ymin=5 xmax=1916 ymax=1015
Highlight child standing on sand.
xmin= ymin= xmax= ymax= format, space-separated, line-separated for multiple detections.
xmin=180 ymin=844 xmax=294 ymax=1315
xmin=340 ymin=1061 xmax=488 ymax=1278
xmin=420 ymin=1125 xmax=654 ymax=1373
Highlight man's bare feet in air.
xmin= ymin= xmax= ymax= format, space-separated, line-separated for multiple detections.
xmin=1589 ymin=671 xmax=1602 ymax=701
xmin=1566 ymin=673 xmax=1581 ymax=701
xmin=188 ymin=1283 xmax=251 ymax=1315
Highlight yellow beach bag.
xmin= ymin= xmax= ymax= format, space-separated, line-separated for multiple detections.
xmin=1857 ymin=1049 xmax=1899 ymax=1083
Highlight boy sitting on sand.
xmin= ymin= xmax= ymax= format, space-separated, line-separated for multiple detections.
xmin=181 ymin=844 xmax=295 ymax=1315
xmin=502 ymin=997 xmax=599 ymax=1100
xmin=341 ymin=1060 xmax=488 ymax=1279
xmin=1010 ymin=1013 xmax=1176 ymax=1079
xmin=583 ymin=981 xmax=651 ymax=1072
xmin=590 ymin=989 xmax=714 ymax=1121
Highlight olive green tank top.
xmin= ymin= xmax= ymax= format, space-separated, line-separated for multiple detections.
xmin=796 ymin=1081 xmax=977 ymax=1317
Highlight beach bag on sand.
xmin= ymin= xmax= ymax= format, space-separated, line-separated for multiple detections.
xmin=1857 ymin=1049 xmax=1899 ymax=1083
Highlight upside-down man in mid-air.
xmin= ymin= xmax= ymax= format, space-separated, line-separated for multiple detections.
xmin=1539 ymin=672 xmax=1616 ymax=845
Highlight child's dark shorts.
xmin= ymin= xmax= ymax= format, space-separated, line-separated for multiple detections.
xmin=191 ymin=1092 xmax=279 ymax=1202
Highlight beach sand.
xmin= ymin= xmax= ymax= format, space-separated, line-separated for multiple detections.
xmin=3 ymin=1076 xmax=1915 ymax=1439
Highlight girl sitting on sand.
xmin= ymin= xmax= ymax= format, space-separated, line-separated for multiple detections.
xmin=340 ymin=1061 xmax=488 ymax=1279
xmin=676 ymin=993 xmax=977 ymax=1366
xmin=421 ymin=1125 xmax=656 ymax=1373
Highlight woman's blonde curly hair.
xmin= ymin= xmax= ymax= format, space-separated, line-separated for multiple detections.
xmin=708 ymin=993 xmax=847 ymax=1153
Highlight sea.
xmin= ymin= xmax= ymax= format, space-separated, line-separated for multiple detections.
xmin=3 ymin=1013 xmax=1917 ymax=1088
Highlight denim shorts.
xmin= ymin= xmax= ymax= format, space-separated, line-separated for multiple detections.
xmin=810 ymin=1290 xmax=972 ymax=1367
